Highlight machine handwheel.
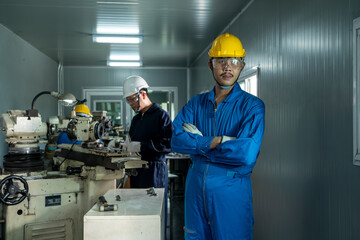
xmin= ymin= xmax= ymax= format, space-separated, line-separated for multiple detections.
xmin=0 ymin=175 xmax=29 ymax=205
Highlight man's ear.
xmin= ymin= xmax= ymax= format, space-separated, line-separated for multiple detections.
xmin=140 ymin=91 xmax=147 ymax=99
xmin=208 ymin=61 xmax=213 ymax=70
xmin=240 ymin=62 xmax=246 ymax=72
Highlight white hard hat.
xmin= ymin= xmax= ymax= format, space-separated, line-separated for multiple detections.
xmin=123 ymin=75 xmax=149 ymax=98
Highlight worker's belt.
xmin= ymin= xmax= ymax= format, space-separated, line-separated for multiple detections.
xmin=190 ymin=160 xmax=251 ymax=178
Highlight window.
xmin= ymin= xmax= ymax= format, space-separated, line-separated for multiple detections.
xmin=94 ymin=100 xmax=123 ymax=126
xmin=126 ymin=89 xmax=177 ymax=125
xmin=83 ymin=87 xmax=126 ymax=127
xmin=238 ymin=66 xmax=259 ymax=96
xmin=83 ymin=87 xmax=177 ymax=131
xmin=148 ymin=90 xmax=176 ymax=120
xmin=353 ymin=17 xmax=360 ymax=166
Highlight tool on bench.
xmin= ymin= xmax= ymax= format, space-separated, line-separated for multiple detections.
xmin=98 ymin=196 xmax=118 ymax=212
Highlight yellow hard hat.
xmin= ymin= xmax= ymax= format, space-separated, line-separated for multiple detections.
xmin=208 ymin=33 xmax=246 ymax=58
xmin=74 ymin=104 xmax=91 ymax=117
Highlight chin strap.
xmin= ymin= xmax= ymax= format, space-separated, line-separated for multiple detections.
xmin=135 ymin=92 xmax=141 ymax=113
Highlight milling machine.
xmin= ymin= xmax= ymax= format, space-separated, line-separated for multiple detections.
xmin=0 ymin=108 xmax=147 ymax=240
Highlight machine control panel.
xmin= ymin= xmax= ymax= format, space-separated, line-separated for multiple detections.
xmin=45 ymin=195 xmax=61 ymax=207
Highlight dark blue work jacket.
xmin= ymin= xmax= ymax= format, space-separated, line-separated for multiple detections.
xmin=129 ymin=103 xmax=173 ymax=190
xmin=129 ymin=103 xmax=173 ymax=162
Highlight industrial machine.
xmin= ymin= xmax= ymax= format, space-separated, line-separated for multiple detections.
xmin=0 ymin=93 xmax=147 ymax=240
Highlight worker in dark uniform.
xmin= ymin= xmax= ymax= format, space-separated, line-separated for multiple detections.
xmin=122 ymin=75 xmax=173 ymax=238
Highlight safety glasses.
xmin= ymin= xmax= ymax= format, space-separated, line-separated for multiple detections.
xmin=126 ymin=93 xmax=139 ymax=104
xmin=211 ymin=58 xmax=243 ymax=69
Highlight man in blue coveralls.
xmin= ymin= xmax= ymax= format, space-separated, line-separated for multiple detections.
xmin=122 ymin=75 xmax=173 ymax=238
xmin=171 ymin=33 xmax=265 ymax=240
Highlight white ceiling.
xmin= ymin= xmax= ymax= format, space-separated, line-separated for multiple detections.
xmin=0 ymin=0 xmax=251 ymax=67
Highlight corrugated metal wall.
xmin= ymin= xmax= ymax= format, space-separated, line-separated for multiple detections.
xmin=190 ymin=0 xmax=360 ymax=239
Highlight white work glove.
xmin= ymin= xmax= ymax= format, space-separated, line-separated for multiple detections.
xmin=221 ymin=136 xmax=236 ymax=144
xmin=126 ymin=141 xmax=141 ymax=152
xmin=121 ymin=134 xmax=141 ymax=153
xmin=183 ymin=123 xmax=203 ymax=136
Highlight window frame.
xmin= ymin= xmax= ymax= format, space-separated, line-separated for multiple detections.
xmin=353 ymin=17 xmax=360 ymax=166
xmin=238 ymin=65 xmax=260 ymax=96
xmin=83 ymin=86 xmax=178 ymax=131
xmin=94 ymin=99 xmax=124 ymax=126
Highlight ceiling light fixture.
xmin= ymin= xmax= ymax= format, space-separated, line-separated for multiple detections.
xmin=96 ymin=1 xmax=139 ymax=5
xmin=96 ymin=26 xmax=140 ymax=35
xmin=93 ymin=35 xmax=143 ymax=44
xmin=109 ymin=54 xmax=140 ymax=61
xmin=107 ymin=61 xmax=142 ymax=67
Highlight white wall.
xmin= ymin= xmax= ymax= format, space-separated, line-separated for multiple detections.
xmin=0 ymin=24 xmax=58 ymax=166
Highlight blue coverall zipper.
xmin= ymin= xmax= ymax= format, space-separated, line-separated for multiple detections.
xmin=203 ymin=101 xmax=217 ymax=225
xmin=203 ymin=164 xmax=210 ymax=225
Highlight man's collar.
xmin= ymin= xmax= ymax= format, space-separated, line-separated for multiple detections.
xmin=208 ymin=83 xmax=241 ymax=103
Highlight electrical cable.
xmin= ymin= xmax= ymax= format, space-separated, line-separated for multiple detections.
xmin=57 ymin=140 xmax=78 ymax=168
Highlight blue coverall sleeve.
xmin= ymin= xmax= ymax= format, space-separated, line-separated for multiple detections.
xmin=208 ymin=102 xmax=265 ymax=166
xmin=171 ymin=99 xmax=214 ymax=155
xmin=141 ymin=111 xmax=173 ymax=154
xmin=172 ymin=97 xmax=265 ymax=167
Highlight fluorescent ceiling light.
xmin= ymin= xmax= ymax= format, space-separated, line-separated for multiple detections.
xmin=110 ymin=53 xmax=140 ymax=61
xmin=93 ymin=35 xmax=143 ymax=44
xmin=96 ymin=1 xmax=139 ymax=5
xmin=96 ymin=27 xmax=139 ymax=35
xmin=107 ymin=61 xmax=142 ymax=67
